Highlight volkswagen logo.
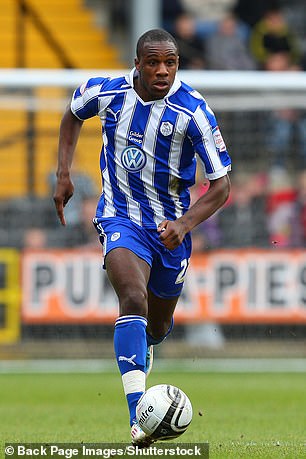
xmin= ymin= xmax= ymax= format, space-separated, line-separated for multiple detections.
xmin=121 ymin=146 xmax=146 ymax=172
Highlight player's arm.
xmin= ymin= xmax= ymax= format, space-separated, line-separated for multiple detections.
xmin=53 ymin=106 xmax=83 ymax=225
xmin=158 ymin=175 xmax=230 ymax=250
xmin=178 ymin=174 xmax=230 ymax=231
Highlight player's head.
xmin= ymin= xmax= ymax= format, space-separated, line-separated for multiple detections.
xmin=134 ymin=29 xmax=179 ymax=102
xmin=136 ymin=29 xmax=178 ymax=60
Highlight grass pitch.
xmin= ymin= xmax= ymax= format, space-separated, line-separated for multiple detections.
xmin=0 ymin=370 xmax=305 ymax=458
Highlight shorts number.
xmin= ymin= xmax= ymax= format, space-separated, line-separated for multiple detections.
xmin=175 ymin=258 xmax=190 ymax=284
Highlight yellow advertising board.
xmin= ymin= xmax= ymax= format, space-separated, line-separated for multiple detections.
xmin=0 ymin=249 xmax=20 ymax=342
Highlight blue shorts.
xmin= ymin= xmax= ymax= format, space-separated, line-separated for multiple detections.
xmin=93 ymin=217 xmax=192 ymax=299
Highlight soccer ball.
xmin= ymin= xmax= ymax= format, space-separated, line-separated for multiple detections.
xmin=136 ymin=384 xmax=193 ymax=440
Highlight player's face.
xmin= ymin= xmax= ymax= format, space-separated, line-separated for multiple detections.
xmin=134 ymin=41 xmax=179 ymax=101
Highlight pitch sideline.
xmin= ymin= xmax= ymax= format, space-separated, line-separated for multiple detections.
xmin=0 ymin=358 xmax=305 ymax=373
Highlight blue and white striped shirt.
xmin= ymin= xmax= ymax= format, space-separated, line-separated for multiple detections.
xmin=71 ymin=68 xmax=231 ymax=228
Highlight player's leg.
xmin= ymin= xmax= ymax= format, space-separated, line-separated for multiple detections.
xmin=144 ymin=290 xmax=178 ymax=376
xmin=105 ymin=248 xmax=151 ymax=428
xmin=106 ymin=247 xmax=150 ymax=317
xmin=94 ymin=217 xmax=156 ymax=444
xmin=147 ymin=289 xmax=177 ymax=343
xmin=145 ymin=230 xmax=192 ymax=373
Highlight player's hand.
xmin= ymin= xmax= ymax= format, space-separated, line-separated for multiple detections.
xmin=157 ymin=219 xmax=189 ymax=250
xmin=53 ymin=175 xmax=74 ymax=226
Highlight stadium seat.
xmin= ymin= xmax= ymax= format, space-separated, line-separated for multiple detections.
xmin=0 ymin=0 xmax=120 ymax=198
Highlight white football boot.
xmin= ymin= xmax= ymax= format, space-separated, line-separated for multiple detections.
xmin=131 ymin=422 xmax=155 ymax=447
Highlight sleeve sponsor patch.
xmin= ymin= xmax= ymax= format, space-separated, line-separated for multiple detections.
xmin=212 ymin=126 xmax=227 ymax=152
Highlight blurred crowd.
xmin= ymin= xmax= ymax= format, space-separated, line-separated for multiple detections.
xmin=110 ymin=0 xmax=306 ymax=170
xmin=0 ymin=171 xmax=100 ymax=251
xmin=1 ymin=165 xmax=306 ymax=251
xmin=163 ymin=0 xmax=305 ymax=72
xmin=190 ymin=167 xmax=306 ymax=251
xmin=109 ymin=0 xmax=306 ymax=71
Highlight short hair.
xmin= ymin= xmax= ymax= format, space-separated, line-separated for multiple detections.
xmin=136 ymin=29 xmax=178 ymax=59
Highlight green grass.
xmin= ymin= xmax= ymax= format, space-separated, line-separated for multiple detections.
xmin=0 ymin=371 xmax=305 ymax=458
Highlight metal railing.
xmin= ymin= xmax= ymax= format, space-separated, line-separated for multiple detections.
xmin=15 ymin=0 xmax=75 ymax=68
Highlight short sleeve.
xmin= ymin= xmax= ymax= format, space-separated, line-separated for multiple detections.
xmin=188 ymin=101 xmax=231 ymax=180
xmin=70 ymin=77 xmax=108 ymax=120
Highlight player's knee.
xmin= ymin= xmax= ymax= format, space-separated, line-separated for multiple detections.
xmin=119 ymin=287 xmax=148 ymax=317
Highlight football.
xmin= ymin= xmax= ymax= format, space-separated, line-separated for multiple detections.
xmin=136 ymin=384 xmax=193 ymax=440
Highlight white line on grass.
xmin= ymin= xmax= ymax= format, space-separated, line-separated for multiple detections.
xmin=0 ymin=358 xmax=305 ymax=373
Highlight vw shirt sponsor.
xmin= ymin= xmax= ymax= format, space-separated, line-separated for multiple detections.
xmin=121 ymin=146 xmax=146 ymax=172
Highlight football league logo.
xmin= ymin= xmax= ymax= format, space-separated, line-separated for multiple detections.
xmin=212 ymin=126 xmax=226 ymax=152
xmin=79 ymin=81 xmax=88 ymax=95
xmin=121 ymin=146 xmax=146 ymax=172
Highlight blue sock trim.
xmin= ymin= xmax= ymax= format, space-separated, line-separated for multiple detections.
xmin=115 ymin=315 xmax=147 ymax=327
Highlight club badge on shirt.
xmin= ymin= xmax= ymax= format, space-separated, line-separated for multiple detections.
xmin=110 ymin=232 xmax=121 ymax=242
xmin=160 ymin=121 xmax=173 ymax=136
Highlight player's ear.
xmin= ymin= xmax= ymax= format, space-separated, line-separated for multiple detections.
xmin=134 ymin=57 xmax=140 ymax=70
xmin=177 ymin=55 xmax=180 ymax=70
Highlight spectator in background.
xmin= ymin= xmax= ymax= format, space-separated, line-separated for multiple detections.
xmin=20 ymin=194 xmax=100 ymax=250
xmin=172 ymin=13 xmax=206 ymax=69
xmin=23 ymin=227 xmax=48 ymax=249
xmin=64 ymin=196 xmax=100 ymax=248
xmin=47 ymin=169 xmax=99 ymax=248
xmin=291 ymin=170 xmax=306 ymax=247
xmin=2 ymin=196 xmax=56 ymax=249
xmin=232 ymin=0 xmax=269 ymax=30
xmin=205 ymin=12 xmax=256 ymax=70
xmin=107 ymin=0 xmax=187 ymax=43
xmin=189 ymin=181 xmax=221 ymax=252
xmin=46 ymin=195 xmax=100 ymax=249
xmin=48 ymin=170 xmax=98 ymax=226
xmin=266 ymin=167 xmax=296 ymax=247
xmin=108 ymin=0 xmax=130 ymax=35
xmin=263 ymin=52 xmax=306 ymax=169
xmin=218 ymin=172 xmax=269 ymax=248
xmin=250 ymin=4 xmax=301 ymax=69
xmin=162 ymin=0 xmax=186 ymax=35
